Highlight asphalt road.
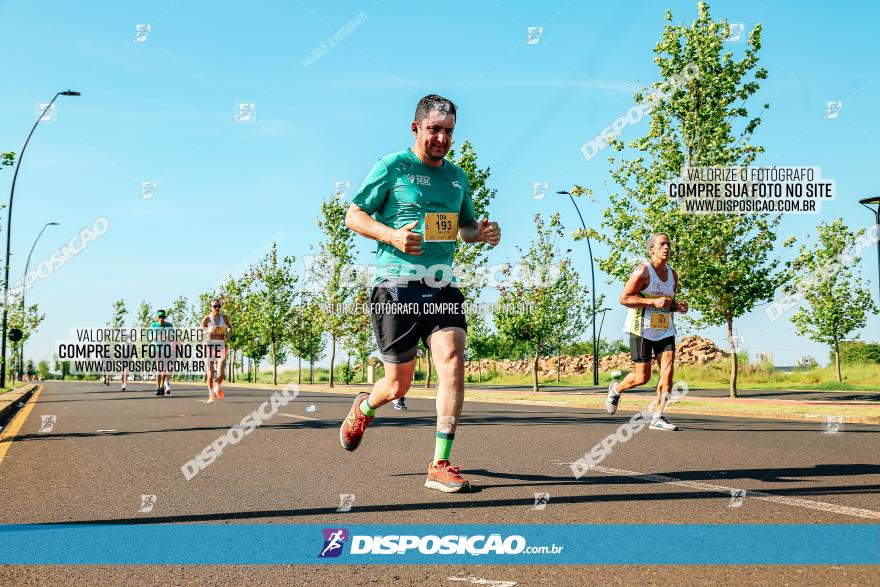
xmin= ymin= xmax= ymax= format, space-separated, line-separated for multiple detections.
xmin=0 ymin=381 xmax=878 ymax=585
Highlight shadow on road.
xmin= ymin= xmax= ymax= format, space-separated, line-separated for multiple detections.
xmin=34 ymin=467 xmax=880 ymax=526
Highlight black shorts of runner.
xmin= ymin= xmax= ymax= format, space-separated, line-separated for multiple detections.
xmin=630 ymin=334 xmax=675 ymax=364
xmin=370 ymin=280 xmax=467 ymax=364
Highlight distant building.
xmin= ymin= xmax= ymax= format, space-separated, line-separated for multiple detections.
xmin=755 ymin=352 xmax=773 ymax=365
xmin=795 ymin=355 xmax=817 ymax=369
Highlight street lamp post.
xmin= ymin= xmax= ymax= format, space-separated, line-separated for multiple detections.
xmin=859 ymin=196 xmax=880 ymax=305
xmin=1 ymin=90 xmax=79 ymax=388
xmin=557 ymin=190 xmax=599 ymax=386
xmin=17 ymin=222 xmax=60 ymax=378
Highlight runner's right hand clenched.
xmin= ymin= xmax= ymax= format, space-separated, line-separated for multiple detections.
xmin=389 ymin=220 xmax=423 ymax=255
xmin=653 ymin=297 xmax=673 ymax=310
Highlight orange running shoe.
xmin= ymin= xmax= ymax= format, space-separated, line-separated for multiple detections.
xmin=425 ymin=460 xmax=471 ymax=493
xmin=339 ymin=393 xmax=373 ymax=451
xmin=216 ymin=387 xmax=224 ymax=400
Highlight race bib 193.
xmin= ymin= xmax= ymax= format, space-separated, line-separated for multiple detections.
xmin=423 ymin=212 xmax=458 ymax=242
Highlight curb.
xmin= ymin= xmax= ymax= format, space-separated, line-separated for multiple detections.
xmin=290 ymin=384 xmax=880 ymax=426
xmin=0 ymin=384 xmax=38 ymax=424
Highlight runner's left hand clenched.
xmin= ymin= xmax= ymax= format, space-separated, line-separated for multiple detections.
xmin=676 ymin=300 xmax=689 ymax=314
xmin=478 ymin=218 xmax=501 ymax=246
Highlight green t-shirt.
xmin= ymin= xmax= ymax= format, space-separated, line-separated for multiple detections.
xmin=352 ymin=148 xmax=477 ymax=286
xmin=149 ymin=321 xmax=173 ymax=329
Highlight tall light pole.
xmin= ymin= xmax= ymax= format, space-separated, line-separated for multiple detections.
xmin=1 ymin=90 xmax=80 ymax=388
xmin=557 ymin=190 xmax=599 ymax=386
xmin=859 ymin=196 xmax=880 ymax=305
xmin=17 ymin=222 xmax=60 ymax=378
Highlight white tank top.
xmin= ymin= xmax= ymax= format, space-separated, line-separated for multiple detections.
xmin=207 ymin=313 xmax=228 ymax=341
xmin=623 ymin=262 xmax=677 ymax=341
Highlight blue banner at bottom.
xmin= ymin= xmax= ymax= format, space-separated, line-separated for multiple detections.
xmin=0 ymin=524 xmax=876 ymax=564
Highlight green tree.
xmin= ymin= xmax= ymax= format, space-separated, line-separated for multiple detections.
xmin=493 ymin=213 xmax=588 ymax=392
xmin=247 ymin=242 xmax=299 ymax=385
xmin=593 ymin=2 xmax=784 ymax=397
xmin=343 ymin=286 xmax=376 ymax=383
xmin=109 ymin=299 xmax=128 ymax=328
xmin=290 ymin=294 xmax=327 ymax=385
xmin=137 ymin=301 xmax=153 ymax=328
xmin=447 ymin=141 xmax=498 ymax=305
xmin=218 ymin=276 xmax=246 ymax=382
xmin=167 ymin=295 xmax=188 ymax=326
xmin=316 ymin=193 xmax=356 ymax=387
xmin=234 ymin=280 xmax=270 ymax=383
xmin=38 ymin=360 xmax=50 ymax=380
xmin=8 ymin=302 xmax=45 ymax=382
xmin=788 ymin=219 xmax=878 ymax=382
xmin=465 ymin=314 xmax=493 ymax=382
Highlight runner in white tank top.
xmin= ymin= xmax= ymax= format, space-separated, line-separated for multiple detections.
xmin=201 ymin=298 xmax=232 ymax=403
xmin=606 ymin=233 xmax=689 ymax=431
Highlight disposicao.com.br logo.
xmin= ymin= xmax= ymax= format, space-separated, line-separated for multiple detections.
xmin=318 ymin=529 xmax=563 ymax=557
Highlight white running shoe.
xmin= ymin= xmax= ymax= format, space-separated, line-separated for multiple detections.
xmin=605 ymin=380 xmax=621 ymax=414
xmin=121 ymin=384 xmax=126 ymax=391
xmin=392 ymin=397 xmax=408 ymax=411
xmin=164 ymin=379 xmax=171 ymax=394
xmin=649 ymin=415 xmax=678 ymax=431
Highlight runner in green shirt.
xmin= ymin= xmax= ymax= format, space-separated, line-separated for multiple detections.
xmin=340 ymin=95 xmax=501 ymax=493
xmin=150 ymin=309 xmax=174 ymax=396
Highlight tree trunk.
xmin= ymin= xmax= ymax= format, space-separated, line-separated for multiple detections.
xmin=834 ymin=338 xmax=842 ymax=382
xmin=556 ymin=342 xmax=561 ymax=382
xmin=533 ymin=350 xmax=540 ymax=393
xmin=728 ymin=316 xmax=738 ymax=398
xmin=298 ymin=356 xmax=302 ymax=385
xmin=425 ymin=352 xmax=432 ymax=388
xmin=310 ymin=359 xmax=314 ymax=384
xmin=272 ymin=335 xmax=278 ymax=386
xmin=477 ymin=359 xmax=481 ymax=383
xmin=329 ymin=335 xmax=336 ymax=388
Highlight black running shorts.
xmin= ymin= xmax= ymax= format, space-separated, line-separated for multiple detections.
xmin=629 ymin=333 xmax=675 ymax=364
xmin=370 ymin=279 xmax=467 ymax=363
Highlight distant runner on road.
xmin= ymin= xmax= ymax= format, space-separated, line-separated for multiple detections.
xmin=201 ymin=298 xmax=231 ymax=403
xmin=150 ymin=309 xmax=174 ymax=396
xmin=340 ymin=94 xmax=501 ymax=493
xmin=606 ymin=233 xmax=689 ymax=431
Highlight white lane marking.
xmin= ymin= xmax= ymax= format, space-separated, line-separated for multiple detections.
xmin=278 ymin=413 xmax=320 ymax=422
xmin=573 ymin=464 xmax=880 ymax=520
xmin=448 ymin=578 xmax=517 ymax=587
xmin=96 ymin=429 xmax=117 ymax=433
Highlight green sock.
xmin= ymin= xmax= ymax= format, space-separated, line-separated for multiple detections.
xmin=359 ymin=397 xmax=376 ymax=417
xmin=433 ymin=432 xmax=454 ymax=464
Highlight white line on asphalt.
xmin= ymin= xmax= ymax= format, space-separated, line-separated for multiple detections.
xmin=96 ymin=430 xmax=117 ymax=433
xmin=448 ymin=577 xmax=517 ymax=587
xmin=563 ymin=463 xmax=880 ymax=520
xmin=278 ymin=413 xmax=320 ymax=421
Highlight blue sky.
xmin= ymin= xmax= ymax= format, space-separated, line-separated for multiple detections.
xmin=1 ymin=0 xmax=878 ymax=368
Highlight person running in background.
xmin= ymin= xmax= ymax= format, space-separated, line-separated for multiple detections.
xmin=150 ymin=309 xmax=174 ymax=396
xmin=606 ymin=233 xmax=688 ymax=431
xmin=119 ymin=330 xmax=132 ymax=391
xmin=201 ymin=298 xmax=231 ymax=403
